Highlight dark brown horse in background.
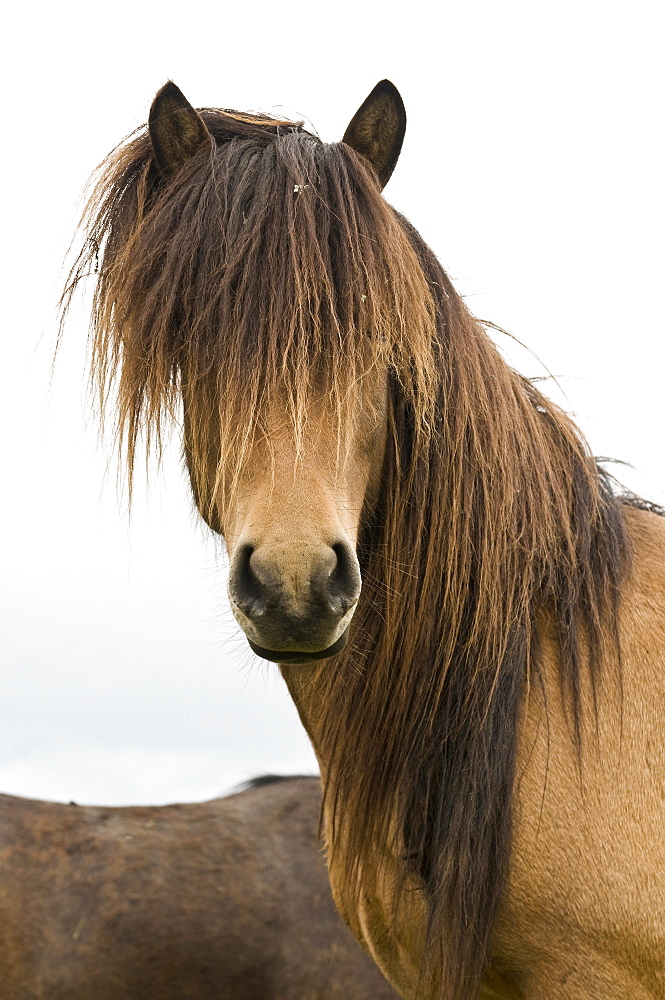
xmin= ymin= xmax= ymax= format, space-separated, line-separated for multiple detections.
xmin=0 ymin=776 xmax=397 ymax=999
xmin=63 ymin=80 xmax=665 ymax=998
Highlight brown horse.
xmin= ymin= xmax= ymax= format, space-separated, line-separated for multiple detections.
xmin=62 ymin=81 xmax=665 ymax=999
xmin=0 ymin=775 xmax=398 ymax=1000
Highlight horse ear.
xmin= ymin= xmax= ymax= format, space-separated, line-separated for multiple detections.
xmin=342 ymin=80 xmax=406 ymax=189
xmin=148 ymin=81 xmax=213 ymax=177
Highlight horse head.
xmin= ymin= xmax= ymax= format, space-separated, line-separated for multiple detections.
xmin=146 ymin=81 xmax=408 ymax=663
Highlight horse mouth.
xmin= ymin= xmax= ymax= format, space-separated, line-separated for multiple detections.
xmin=248 ymin=628 xmax=349 ymax=664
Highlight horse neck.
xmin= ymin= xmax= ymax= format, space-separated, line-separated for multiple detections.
xmin=279 ymin=664 xmax=327 ymax=766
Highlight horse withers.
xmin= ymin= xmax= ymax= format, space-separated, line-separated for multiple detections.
xmin=63 ymin=81 xmax=665 ymax=999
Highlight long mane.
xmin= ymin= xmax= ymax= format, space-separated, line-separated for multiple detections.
xmin=62 ymin=109 xmax=437 ymax=518
xmin=62 ymin=106 xmax=652 ymax=999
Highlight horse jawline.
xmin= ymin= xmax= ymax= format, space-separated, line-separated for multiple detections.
xmin=248 ymin=629 xmax=350 ymax=664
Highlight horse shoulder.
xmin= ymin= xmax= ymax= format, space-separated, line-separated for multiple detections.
xmin=320 ymin=509 xmax=665 ymax=999
xmin=494 ymin=506 xmax=665 ymax=998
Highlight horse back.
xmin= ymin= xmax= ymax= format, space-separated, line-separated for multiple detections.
xmin=0 ymin=777 xmax=398 ymax=999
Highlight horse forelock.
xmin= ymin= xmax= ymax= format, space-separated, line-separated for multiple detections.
xmin=63 ymin=108 xmax=438 ymax=516
xmin=65 ymin=103 xmax=636 ymax=1000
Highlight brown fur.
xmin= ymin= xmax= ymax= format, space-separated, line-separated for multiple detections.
xmin=0 ymin=777 xmax=399 ymax=1000
xmin=62 ymin=83 xmax=665 ymax=999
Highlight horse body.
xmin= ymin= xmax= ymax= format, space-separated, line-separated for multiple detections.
xmin=65 ymin=80 xmax=665 ymax=998
xmin=0 ymin=776 xmax=399 ymax=1000
xmin=284 ymin=504 xmax=665 ymax=999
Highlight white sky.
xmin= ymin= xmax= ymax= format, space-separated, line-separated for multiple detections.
xmin=1 ymin=0 xmax=663 ymax=805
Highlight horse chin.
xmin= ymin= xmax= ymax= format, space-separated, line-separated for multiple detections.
xmin=248 ymin=628 xmax=350 ymax=664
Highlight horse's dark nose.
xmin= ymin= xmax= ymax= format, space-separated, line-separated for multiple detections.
xmin=228 ymin=539 xmax=361 ymax=650
xmin=229 ymin=545 xmax=268 ymax=621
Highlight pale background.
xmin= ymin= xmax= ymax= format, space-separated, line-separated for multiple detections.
xmin=2 ymin=0 xmax=663 ymax=805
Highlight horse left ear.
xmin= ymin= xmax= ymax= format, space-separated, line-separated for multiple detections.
xmin=148 ymin=81 xmax=213 ymax=177
xmin=342 ymin=80 xmax=406 ymax=189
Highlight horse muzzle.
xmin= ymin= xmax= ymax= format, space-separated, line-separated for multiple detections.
xmin=228 ymin=539 xmax=361 ymax=662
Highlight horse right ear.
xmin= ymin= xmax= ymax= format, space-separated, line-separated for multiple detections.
xmin=148 ymin=81 xmax=213 ymax=177
xmin=342 ymin=80 xmax=406 ymax=189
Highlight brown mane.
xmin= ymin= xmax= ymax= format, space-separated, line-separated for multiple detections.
xmin=63 ymin=109 xmax=437 ymax=518
xmin=62 ymin=105 xmax=650 ymax=999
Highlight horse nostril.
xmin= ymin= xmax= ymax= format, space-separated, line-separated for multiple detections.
xmin=326 ymin=541 xmax=362 ymax=616
xmin=229 ymin=545 xmax=266 ymax=620
xmin=230 ymin=540 xmax=361 ymax=628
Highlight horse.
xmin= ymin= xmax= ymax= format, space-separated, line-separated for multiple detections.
xmin=0 ymin=775 xmax=398 ymax=999
xmin=61 ymin=80 xmax=665 ymax=999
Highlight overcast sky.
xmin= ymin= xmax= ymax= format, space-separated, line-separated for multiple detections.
xmin=2 ymin=0 xmax=663 ymax=805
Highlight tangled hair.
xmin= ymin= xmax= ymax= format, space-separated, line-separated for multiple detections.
xmin=62 ymin=108 xmax=437 ymax=520
xmin=61 ymin=100 xmax=649 ymax=999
